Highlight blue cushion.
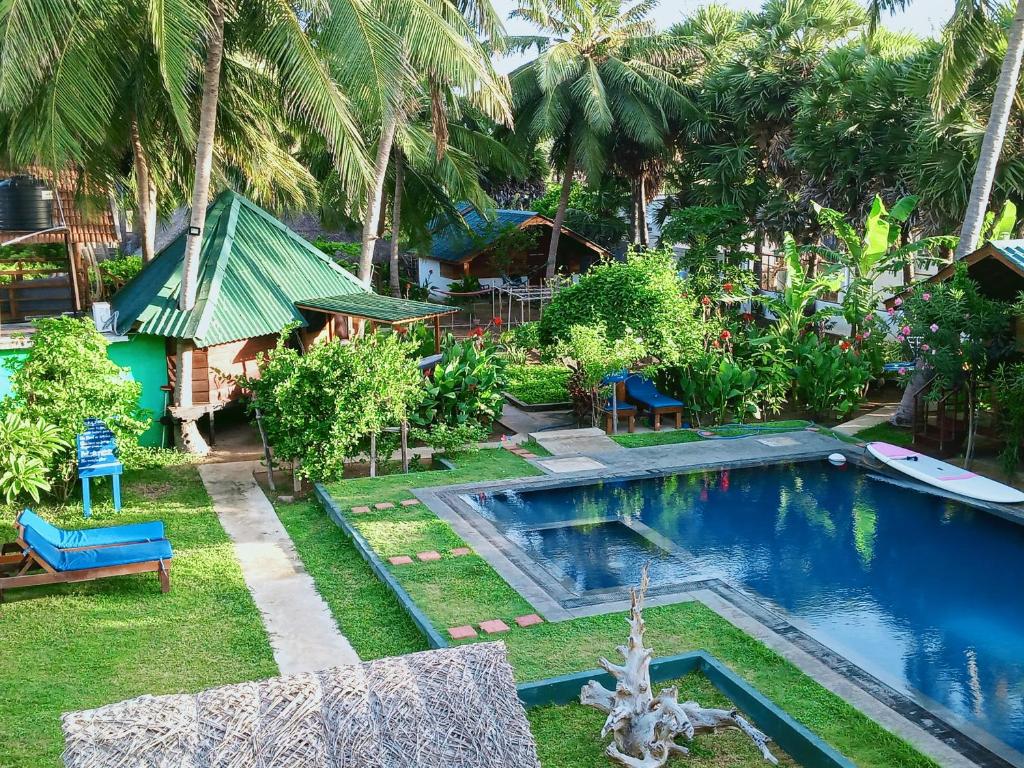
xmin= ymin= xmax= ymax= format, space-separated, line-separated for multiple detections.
xmin=24 ymin=526 xmax=172 ymax=572
xmin=602 ymin=401 xmax=637 ymax=413
xmin=624 ymin=376 xmax=684 ymax=408
xmin=19 ymin=509 xmax=165 ymax=549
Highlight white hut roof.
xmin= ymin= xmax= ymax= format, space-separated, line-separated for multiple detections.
xmin=62 ymin=642 xmax=540 ymax=768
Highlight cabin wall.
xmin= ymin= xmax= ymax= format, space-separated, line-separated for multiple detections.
xmin=166 ymin=336 xmax=277 ymax=407
xmin=107 ymin=333 xmax=169 ymax=447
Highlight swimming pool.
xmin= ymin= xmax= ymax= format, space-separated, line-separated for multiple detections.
xmin=460 ymin=461 xmax=1024 ymax=760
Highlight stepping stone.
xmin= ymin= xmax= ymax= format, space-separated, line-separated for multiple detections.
xmin=374 ymin=502 xmax=395 ymax=510
xmin=515 ymin=614 xmax=543 ymax=628
xmin=351 ymin=505 xmax=371 ymax=514
xmin=450 ymin=547 xmax=472 ymax=557
xmin=448 ymin=625 xmax=477 ymax=640
xmin=400 ymin=499 xmax=421 ymax=507
xmin=417 ymin=550 xmax=441 ymax=562
xmin=479 ymin=619 xmax=510 ymax=635
xmin=388 ymin=555 xmax=413 ymax=566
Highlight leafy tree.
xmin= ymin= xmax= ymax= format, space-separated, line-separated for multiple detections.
xmin=244 ymin=332 xmax=423 ymax=482
xmin=809 ymin=195 xmax=956 ymax=335
xmin=555 ymin=323 xmax=644 ymax=427
xmin=1 ymin=317 xmax=146 ymax=497
xmin=538 ymin=247 xmax=702 ymax=362
xmin=661 ymin=205 xmax=757 ymax=302
xmin=509 ymin=0 xmax=692 ymax=277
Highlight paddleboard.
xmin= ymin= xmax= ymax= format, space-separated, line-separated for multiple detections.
xmin=866 ymin=442 xmax=1024 ymax=504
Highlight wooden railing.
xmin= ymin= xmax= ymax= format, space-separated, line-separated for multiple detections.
xmin=912 ymin=375 xmax=968 ymax=456
xmin=0 ymin=247 xmax=76 ymax=322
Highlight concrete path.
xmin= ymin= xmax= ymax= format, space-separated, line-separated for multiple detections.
xmin=833 ymin=403 xmax=898 ymax=437
xmin=531 ymin=427 xmax=623 ymax=456
xmin=199 ymin=460 xmax=359 ymax=674
xmin=496 ymin=403 xmax=574 ymax=436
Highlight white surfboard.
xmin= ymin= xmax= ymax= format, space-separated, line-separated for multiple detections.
xmin=866 ymin=442 xmax=1024 ymax=504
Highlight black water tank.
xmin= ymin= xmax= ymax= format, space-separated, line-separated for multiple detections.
xmin=0 ymin=176 xmax=54 ymax=231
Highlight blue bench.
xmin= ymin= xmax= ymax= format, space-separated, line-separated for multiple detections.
xmin=76 ymin=418 xmax=122 ymax=518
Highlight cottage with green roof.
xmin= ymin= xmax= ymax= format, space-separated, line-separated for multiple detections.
xmin=110 ymin=190 xmax=453 ymax=438
xmin=418 ymin=204 xmax=608 ymax=295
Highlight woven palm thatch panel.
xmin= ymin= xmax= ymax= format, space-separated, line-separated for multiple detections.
xmin=62 ymin=642 xmax=540 ymax=768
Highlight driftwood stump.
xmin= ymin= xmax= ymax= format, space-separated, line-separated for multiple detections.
xmin=580 ymin=567 xmax=778 ymax=767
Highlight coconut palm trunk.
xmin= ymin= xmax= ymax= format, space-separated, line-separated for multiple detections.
xmin=955 ymin=0 xmax=1024 ymax=259
xmin=389 ymin=150 xmax=404 ymax=297
xmin=546 ymin=147 xmax=576 ymax=279
xmin=129 ymin=116 xmax=157 ymax=263
xmin=358 ymin=114 xmax=398 ymax=286
xmin=637 ymin=175 xmax=649 ymax=247
xmin=175 ymin=0 xmax=225 ymax=455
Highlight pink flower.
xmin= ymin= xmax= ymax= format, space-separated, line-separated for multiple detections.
xmin=920 ymin=343 xmax=930 ymax=351
xmin=894 ymin=297 xmax=903 ymax=307
xmin=922 ymin=292 xmax=931 ymax=301
xmin=901 ymin=325 xmax=911 ymax=335
xmin=863 ymin=330 xmax=871 ymax=339
xmin=864 ymin=313 xmax=873 ymax=323
xmin=887 ymin=308 xmax=895 ymax=316
xmin=898 ymin=367 xmax=907 ymax=375
xmin=930 ymin=323 xmax=939 ymax=333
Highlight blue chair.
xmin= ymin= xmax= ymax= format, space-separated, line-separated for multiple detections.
xmin=15 ymin=509 xmax=164 ymax=549
xmin=76 ymin=419 xmax=123 ymax=518
xmin=600 ymin=370 xmax=636 ymax=434
xmin=624 ymin=375 xmax=686 ymax=431
xmin=0 ymin=514 xmax=172 ymax=601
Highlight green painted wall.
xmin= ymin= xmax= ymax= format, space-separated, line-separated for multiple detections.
xmin=0 ymin=334 xmax=168 ymax=447
xmin=107 ymin=334 xmax=168 ymax=447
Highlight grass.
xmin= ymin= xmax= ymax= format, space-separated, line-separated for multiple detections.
xmin=529 ymin=673 xmax=798 ymax=767
xmin=0 ymin=466 xmax=276 ymax=768
xmin=612 ymin=420 xmax=814 ymax=448
xmin=285 ymin=450 xmax=939 ymax=768
xmin=505 ymin=363 xmax=570 ymax=404
xmin=854 ymin=421 xmax=914 ymax=446
xmin=518 ymin=437 xmax=554 ymax=456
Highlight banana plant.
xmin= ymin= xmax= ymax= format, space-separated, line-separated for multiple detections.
xmin=978 ymin=200 xmax=1018 ymax=246
xmin=809 ymin=195 xmax=957 ymax=335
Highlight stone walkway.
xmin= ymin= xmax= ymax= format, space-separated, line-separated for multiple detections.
xmin=832 ymin=403 xmax=898 ymax=437
xmin=496 ymin=403 xmax=574 ymax=436
xmin=199 ymin=460 xmax=359 ymax=674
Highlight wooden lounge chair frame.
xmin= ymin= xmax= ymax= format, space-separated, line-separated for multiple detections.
xmin=0 ymin=521 xmax=170 ymax=602
xmin=624 ymin=377 xmax=684 ymax=432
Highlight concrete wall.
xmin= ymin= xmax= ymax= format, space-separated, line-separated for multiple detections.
xmin=106 ymin=333 xmax=168 ymax=447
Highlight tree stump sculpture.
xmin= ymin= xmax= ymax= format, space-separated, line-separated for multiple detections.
xmin=579 ymin=567 xmax=779 ymax=767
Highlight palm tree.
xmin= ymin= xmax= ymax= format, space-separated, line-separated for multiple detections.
xmin=509 ymin=0 xmax=693 ymax=278
xmin=351 ymin=0 xmax=512 ymax=286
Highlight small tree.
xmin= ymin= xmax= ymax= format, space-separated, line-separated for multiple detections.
xmin=556 ymin=324 xmax=645 ymax=427
xmin=900 ymin=265 xmax=1013 ymax=465
xmin=1 ymin=317 xmax=145 ymax=497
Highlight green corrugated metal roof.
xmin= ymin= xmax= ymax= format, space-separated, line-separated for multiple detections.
xmin=111 ymin=191 xmax=366 ymax=347
xmin=297 ymin=293 xmax=456 ymax=322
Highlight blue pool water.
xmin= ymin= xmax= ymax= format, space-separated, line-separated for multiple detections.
xmin=462 ymin=461 xmax=1024 ymax=755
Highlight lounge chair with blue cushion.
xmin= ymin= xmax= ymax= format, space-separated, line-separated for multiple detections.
xmin=624 ymin=375 xmax=685 ymax=431
xmin=0 ymin=515 xmax=172 ymax=601
xmin=12 ymin=509 xmax=165 ymax=550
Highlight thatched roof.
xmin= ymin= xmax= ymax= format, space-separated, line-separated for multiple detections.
xmin=62 ymin=642 xmax=540 ymax=768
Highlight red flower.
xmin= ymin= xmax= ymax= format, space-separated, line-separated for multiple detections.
xmin=723 ymin=282 xmax=733 ymax=293
xmin=839 ymin=340 xmax=851 ymax=351
xmin=470 ymin=327 xmax=484 ymax=338
xmin=719 ymin=329 xmax=731 ymax=341
xmin=701 ymin=296 xmax=711 ymax=306
xmin=492 ymin=316 xmax=503 ymax=327
xmin=741 ymin=312 xmax=754 ymax=323
xmin=711 ymin=340 xmax=721 ymax=349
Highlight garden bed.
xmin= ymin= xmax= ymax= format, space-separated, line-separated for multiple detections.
xmin=283 ymin=449 xmax=939 ymax=768
xmin=504 ymin=363 xmax=571 ymax=409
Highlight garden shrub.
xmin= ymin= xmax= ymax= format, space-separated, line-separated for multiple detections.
xmin=414 ymin=335 xmax=506 ymax=428
xmin=0 ymin=411 xmax=68 ymax=502
xmin=410 ymin=421 xmax=488 ymax=457
xmin=991 ymin=362 xmax=1024 ymax=475
xmin=538 ymin=248 xmax=701 ymax=362
xmin=504 ymin=363 xmax=569 ymax=404
xmin=98 ymin=254 xmax=143 ymax=293
xmin=0 ymin=317 xmax=146 ymax=497
xmin=792 ymin=335 xmax=871 ymax=419
xmin=555 ymin=324 xmax=644 ymax=427
xmin=243 ymin=332 xmax=423 ymax=481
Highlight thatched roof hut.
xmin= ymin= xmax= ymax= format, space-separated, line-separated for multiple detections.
xmin=62 ymin=642 xmax=540 ymax=768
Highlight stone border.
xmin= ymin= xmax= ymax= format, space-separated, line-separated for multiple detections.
xmin=519 ymin=650 xmax=854 ymax=768
xmin=503 ymin=391 xmax=572 ymax=412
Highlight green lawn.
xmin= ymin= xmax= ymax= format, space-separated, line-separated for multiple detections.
xmin=0 ymin=466 xmax=277 ymax=768
xmin=505 ymin=363 xmax=570 ymax=404
xmin=612 ymin=420 xmax=813 ymax=448
xmin=281 ymin=449 xmax=938 ymax=768
xmin=854 ymin=421 xmax=914 ymax=446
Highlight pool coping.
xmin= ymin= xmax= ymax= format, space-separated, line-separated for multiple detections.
xmin=414 ymin=443 xmax=1024 ymax=768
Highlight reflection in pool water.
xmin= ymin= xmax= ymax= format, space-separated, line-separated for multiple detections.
xmin=462 ymin=462 xmax=1024 ymax=755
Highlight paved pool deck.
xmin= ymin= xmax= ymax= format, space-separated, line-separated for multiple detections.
xmin=413 ymin=431 xmax=1010 ymax=768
